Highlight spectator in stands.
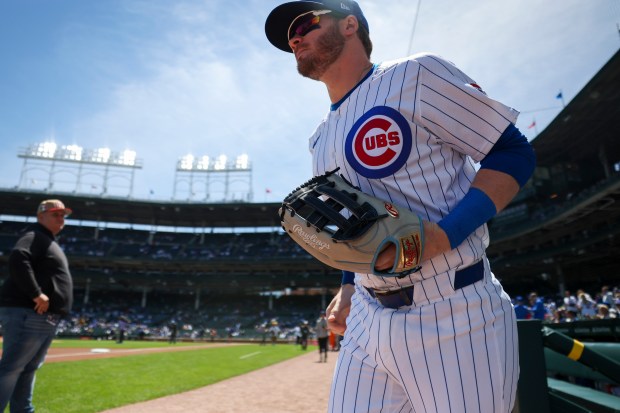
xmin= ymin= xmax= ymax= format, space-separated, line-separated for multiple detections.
xmin=563 ymin=290 xmax=578 ymax=314
xmin=528 ymin=292 xmax=548 ymax=320
xmin=544 ymin=297 xmax=557 ymax=319
xmin=576 ymin=288 xmax=594 ymax=303
xmin=578 ymin=292 xmax=597 ymax=319
xmin=599 ymin=285 xmax=614 ymax=306
xmin=564 ymin=309 xmax=579 ymax=322
xmin=513 ymin=296 xmax=531 ymax=319
xmin=549 ymin=307 xmax=567 ymax=323
xmin=0 ymin=199 xmax=74 ymax=413
xmin=596 ymin=304 xmax=612 ymax=319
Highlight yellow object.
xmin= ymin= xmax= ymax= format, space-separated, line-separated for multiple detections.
xmin=567 ymin=340 xmax=585 ymax=361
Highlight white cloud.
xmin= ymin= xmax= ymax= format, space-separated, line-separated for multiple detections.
xmin=0 ymin=0 xmax=617 ymax=200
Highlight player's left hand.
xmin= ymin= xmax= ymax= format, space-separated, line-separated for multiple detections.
xmin=326 ymin=284 xmax=355 ymax=336
xmin=280 ymin=170 xmax=425 ymax=277
xmin=375 ymin=221 xmax=451 ymax=271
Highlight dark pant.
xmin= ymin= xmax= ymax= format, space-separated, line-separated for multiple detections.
xmin=0 ymin=307 xmax=59 ymax=413
xmin=318 ymin=336 xmax=328 ymax=359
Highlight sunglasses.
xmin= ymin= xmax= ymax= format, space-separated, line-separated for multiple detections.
xmin=288 ymin=10 xmax=332 ymax=41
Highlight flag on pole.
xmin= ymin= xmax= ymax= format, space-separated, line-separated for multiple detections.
xmin=556 ymin=90 xmax=566 ymax=108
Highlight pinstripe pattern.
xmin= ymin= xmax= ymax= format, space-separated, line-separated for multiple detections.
xmin=309 ymin=53 xmax=519 ymax=412
xmin=328 ymin=262 xmax=518 ymax=413
xmin=310 ymin=53 xmax=518 ymax=291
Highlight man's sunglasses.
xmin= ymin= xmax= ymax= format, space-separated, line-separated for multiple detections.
xmin=288 ymin=10 xmax=332 ymax=41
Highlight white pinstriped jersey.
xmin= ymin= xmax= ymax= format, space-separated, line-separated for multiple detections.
xmin=313 ymin=53 xmax=521 ymax=413
xmin=309 ymin=53 xmax=518 ymax=292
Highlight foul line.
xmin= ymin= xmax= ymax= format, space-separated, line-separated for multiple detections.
xmin=239 ymin=351 xmax=261 ymax=359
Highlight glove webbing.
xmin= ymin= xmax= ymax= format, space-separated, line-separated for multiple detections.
xmin=294 ymin=188 xmax=350 ymax=233
xmin=318 ymin=183 xmax=384 ymax=238
xmin=302 ymin=181 xmax=382 ymax=240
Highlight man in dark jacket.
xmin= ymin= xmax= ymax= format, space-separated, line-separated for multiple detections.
xmin=0 ymin=199 xmax=74 ymax=413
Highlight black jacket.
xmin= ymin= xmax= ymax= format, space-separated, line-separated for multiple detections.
xmin=0 ymin=223 xmax=73 ymax=315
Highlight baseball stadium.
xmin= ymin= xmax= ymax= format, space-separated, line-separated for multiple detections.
xmin=2 ymin=3 xmax=620 ymax=413
xmin=0 ymin=48 xmax=618 ymax=413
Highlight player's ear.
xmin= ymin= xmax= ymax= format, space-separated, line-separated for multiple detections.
xmin=341 ymin=15 xmax=359 ymax=36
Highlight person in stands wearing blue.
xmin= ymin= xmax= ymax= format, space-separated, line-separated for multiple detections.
xmin=513 ymin=296 xmax=531 ymax=320
xmin=0 ymin=199 xmax=74 ymax=413
xmin=528 ymin=292 xmax=548 ymax=321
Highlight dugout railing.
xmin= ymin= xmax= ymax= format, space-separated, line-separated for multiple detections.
xmin=514 ymin=320 xmax=620 ymax=413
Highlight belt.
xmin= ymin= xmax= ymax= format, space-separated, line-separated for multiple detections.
xmin=365 ymin=260 xmax=485 ymax=309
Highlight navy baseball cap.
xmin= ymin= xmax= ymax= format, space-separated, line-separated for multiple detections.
xmin=265 ymin=0 xmax=369 ymax=53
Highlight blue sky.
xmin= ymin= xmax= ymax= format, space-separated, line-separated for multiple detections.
xmin=1 ymin=0 xmax=619 ymax=204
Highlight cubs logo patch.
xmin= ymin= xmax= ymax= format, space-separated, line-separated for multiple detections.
xmin=345 ymin=106 xmax=412 ymax=179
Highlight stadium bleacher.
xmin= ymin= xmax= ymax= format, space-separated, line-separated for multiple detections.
xmin=0 ymin=50 xmax=618 ymax=355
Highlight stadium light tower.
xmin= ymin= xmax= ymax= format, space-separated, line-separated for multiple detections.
xmin=173 ymin=153 xmax=253 ymax=202
xmin=17 ymin=142 xmax=143 ymax=197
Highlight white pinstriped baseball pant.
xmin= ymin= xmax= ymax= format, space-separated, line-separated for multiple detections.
xmin=328 ymin=269 xmax=519 ymax=413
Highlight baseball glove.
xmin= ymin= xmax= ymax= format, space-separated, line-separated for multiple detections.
xmin=279 ymin=169 xmax=424 ymax=278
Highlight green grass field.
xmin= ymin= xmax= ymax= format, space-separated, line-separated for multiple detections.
xmin=12 ymin=340 xmax=315 ymax=413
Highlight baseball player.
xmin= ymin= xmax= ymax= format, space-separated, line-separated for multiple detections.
xmin=266 ymin=1 xmax=536 ymax=412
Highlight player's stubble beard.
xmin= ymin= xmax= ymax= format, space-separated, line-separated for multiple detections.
xmin=296 ymin=23 xmax=345 ymax=81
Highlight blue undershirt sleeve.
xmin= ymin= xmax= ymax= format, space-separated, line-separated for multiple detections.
xmin=341 ymin=271 xmax=355 ymax=285
xmin=480 ymin=123 xmax=536 ymax=188
xmin=437 ymin=188 xmax=497 ymax=249
xmin=437 ymin=124 xmax=536 ymax=249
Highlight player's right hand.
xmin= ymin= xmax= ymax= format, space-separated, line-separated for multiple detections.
xmin=375 ymin=221 xmax=451 ymax=271
xmin=326 ymin=284 xmax=355 ymax=336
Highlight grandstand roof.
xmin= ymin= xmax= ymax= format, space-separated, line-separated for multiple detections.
xmin=485 ymin=49 xmax=620 ymax=288
xmin=532 ymin=48 xmax=620 ymax=166
xmin=0 ymin=191 xmax=282 ymax=228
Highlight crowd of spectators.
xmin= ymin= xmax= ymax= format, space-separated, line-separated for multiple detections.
xmin=0 ymin=220 xmax=310 ymax=262
xmin=512 ymin=285 xmax=619 ymax=322
xmin=52 ymin=290 xmax=326 ymax=344
xmin=2 ymin=220 xmax=619 ymax=334
xmin=49 ymin=284 xmax=619 ymax=345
